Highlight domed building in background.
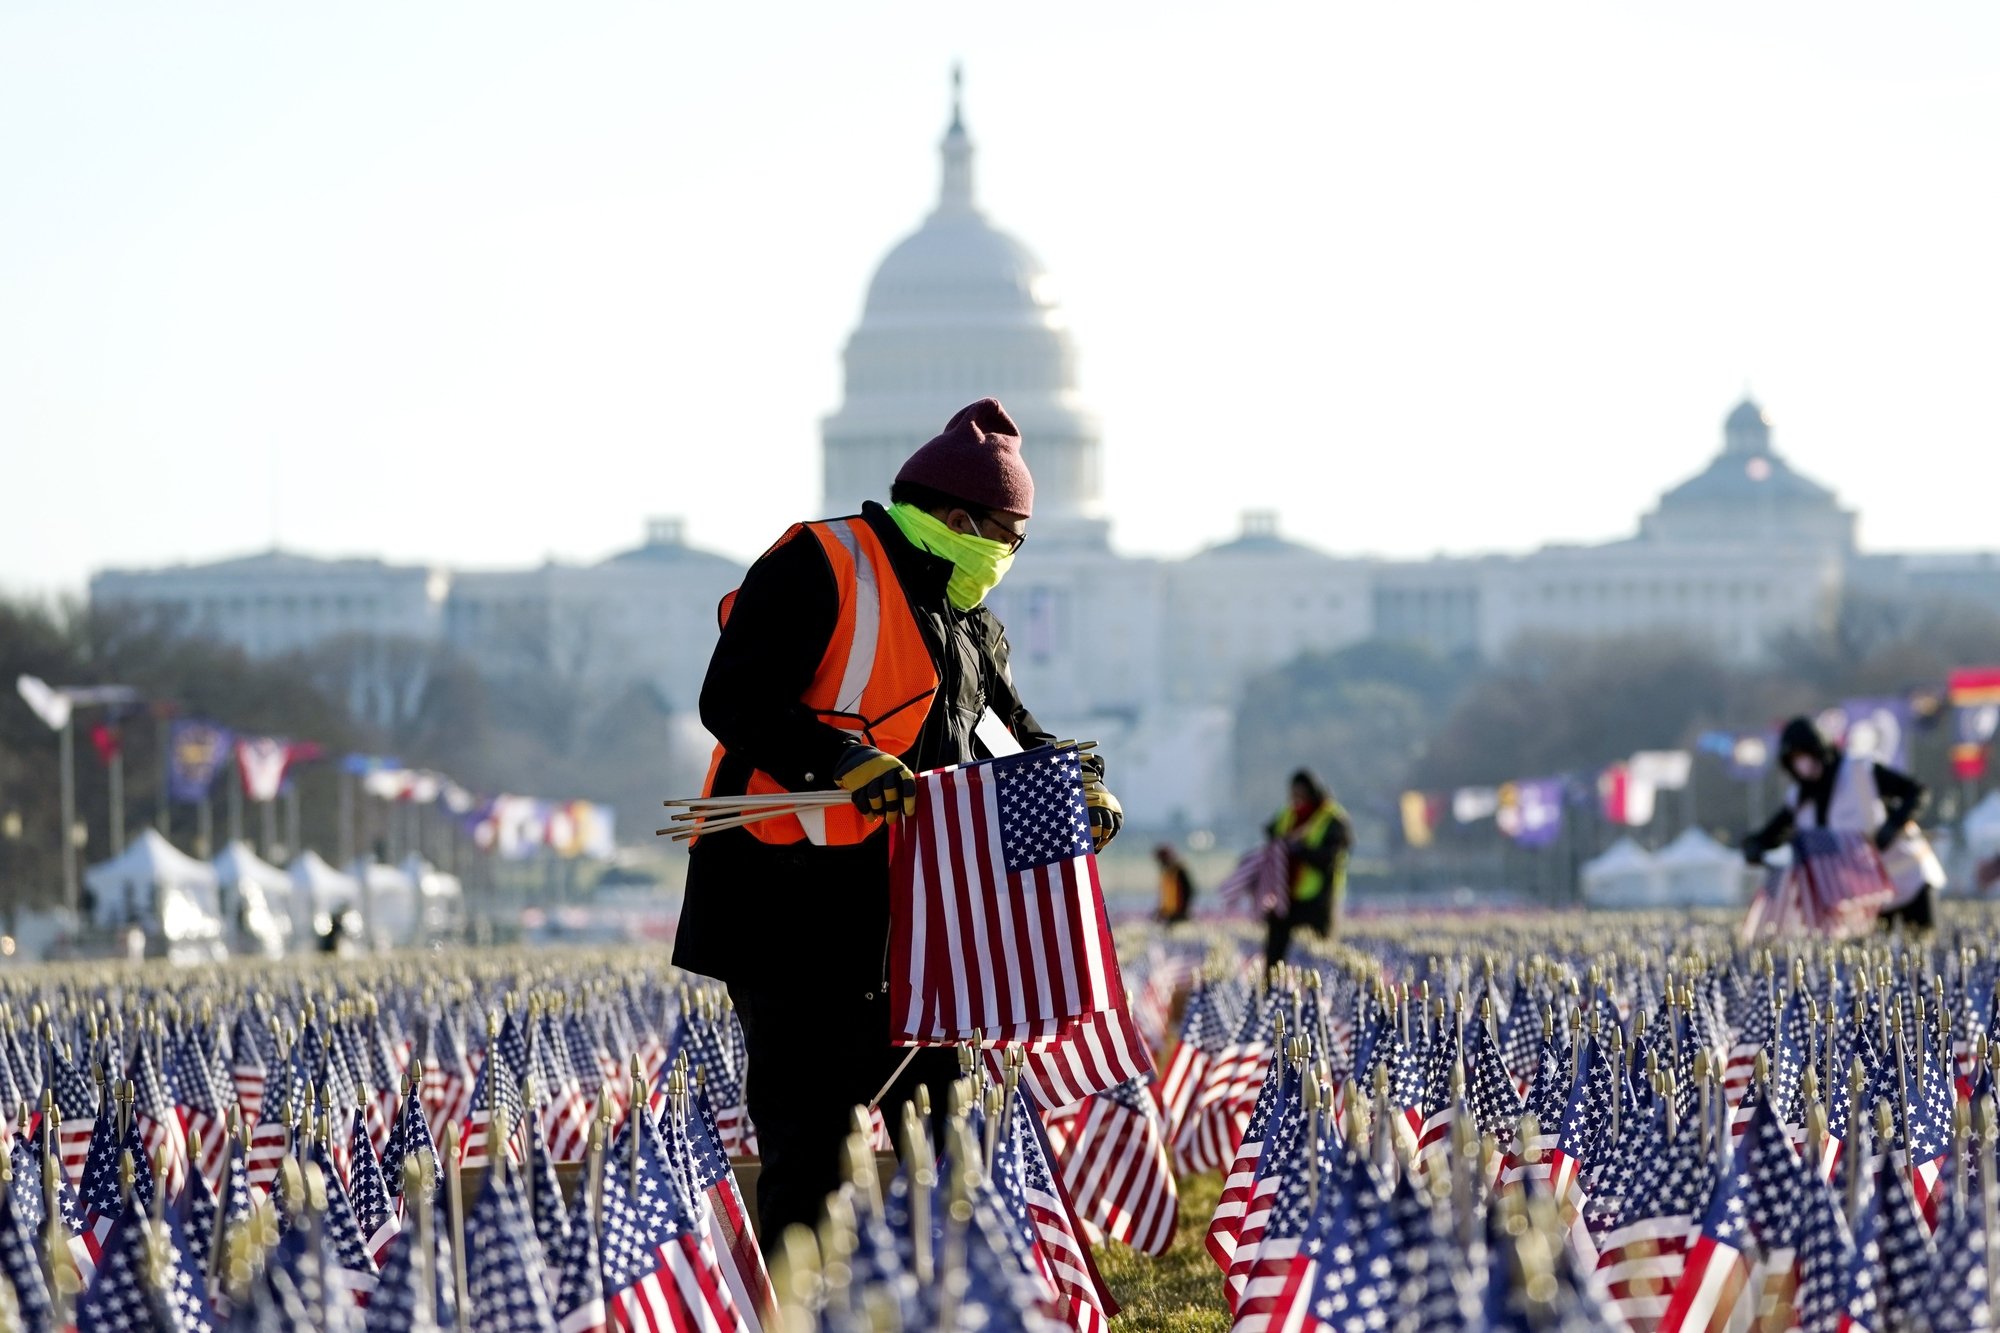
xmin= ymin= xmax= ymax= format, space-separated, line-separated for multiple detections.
xmin=823 ymin=74 xmax=1107 ymax=546
xmin=1640 ymin=398 xmax=1857 ymax=550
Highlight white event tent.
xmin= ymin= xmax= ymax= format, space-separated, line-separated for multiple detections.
xmin=349 ymin=858 xmax=418 ymax=948
xmin=401 ymin=854 xmax=465 ymax=940
xmin=211 ymin=841 xmax=296 ymax=957
xmin=1581 ymin=837 xmax=1663 ymax=908
xmin=289 ymin=850 xmax=361 ymax=932
xmin=83 ymin=830 xmax=225 ymax=959
xmin=1655 ymin=827 xmax=1750 ymax=907
xmin=1967 ymin=792 xmax=2000 ymax=863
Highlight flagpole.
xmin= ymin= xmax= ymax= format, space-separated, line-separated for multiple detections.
xmin=227 ymin=751 xmax=244 ymax=847
xmin=155 ymin=708 xmax=171 ymax=836
xmin=58 ymin=716 xmax=78 ymax=915
xmin=109 ymin=741 xmax=125 ymax=856
xmin=338 ymin=767 xmax=355 ymax=866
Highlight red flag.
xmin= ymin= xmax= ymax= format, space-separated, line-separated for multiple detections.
xmin=88 ymin=722 xmax=122 ymax=766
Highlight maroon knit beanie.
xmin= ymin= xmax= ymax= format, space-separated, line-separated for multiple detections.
xmin=895 ymin=398 xmax=1035 ymax=517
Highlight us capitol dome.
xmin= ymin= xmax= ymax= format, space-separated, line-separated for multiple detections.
xmin=821 ymin=73 xmax=1108 ymax=546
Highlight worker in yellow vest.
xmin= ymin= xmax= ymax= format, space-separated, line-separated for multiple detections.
xmin=672 ymin=398 xmax=1123 ymax=1249
xmin=1263 ymin=769 xmax=1351 ymax=968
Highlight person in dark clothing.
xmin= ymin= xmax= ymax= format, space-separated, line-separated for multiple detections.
xmin=671 ymin=398 xmax=1123 ymax=1252
xmin=1262 ymin=770 xmax=1352 ymax=969
xmin=1741 ymin=715 xmax=1945 ymax=930
xmin=1153 ymin=845 xmax=1195 ymax=924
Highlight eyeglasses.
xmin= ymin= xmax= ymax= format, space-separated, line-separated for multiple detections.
xmin=969 ymin=510 xmax=1027 ymax=554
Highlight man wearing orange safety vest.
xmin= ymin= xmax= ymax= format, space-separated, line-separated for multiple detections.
xmin=672 ymin=398 xmax=1124 ymax=1249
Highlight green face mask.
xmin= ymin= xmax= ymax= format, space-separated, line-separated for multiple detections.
xmin=885 ymin=503 xmax=1017 ymax=611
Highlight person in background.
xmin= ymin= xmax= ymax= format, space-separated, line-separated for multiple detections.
xmin=1740 ymin=714 xmax=1945 ymax=930
xmin=1153 ymin=844 xmax=1195 ymax=924
xmin=672 ymin=398 xmax=1123 ymax=1254
xmin=1263 ymin=769 xmax=1352 ymax=968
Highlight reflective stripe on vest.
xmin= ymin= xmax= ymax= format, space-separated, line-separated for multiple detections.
xmin=699 ymin=517 xmax=939 ymax=847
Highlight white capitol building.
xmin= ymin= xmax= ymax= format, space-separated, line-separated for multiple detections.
xmin=91 ymin=83 xmax=2000 ymax=830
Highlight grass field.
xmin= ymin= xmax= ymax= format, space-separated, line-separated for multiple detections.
xmin=1095 ymin=1172 xmax=1229 ymax=1332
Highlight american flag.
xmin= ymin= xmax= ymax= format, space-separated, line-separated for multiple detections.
xmin=0 ymin=1177 xmax=52 ymax=1333
xmin=1261 ymin=1147 xmax=1401 ymax=1333
xmin=1792 ymin=1177 xmax=1864 ymax=1333
xmin=128 ymin=1038 xmax=189 ymax=1203
xmin=599 ymin=1111 xmax=745 ymax=1333
xmin=371 ymin=1208 xmax=457 ymax=1332
xmin=77 ymin=1098 xmax=145 ymax=1277
xmin=528 ymin=1107 xmax=574 ymax=1268
xmin=1413 ymin=1013 xmax=1461 ymax=1174
xmin=535 ymin=1012 xmax=594 ymax=1165
xmin=985 ymin=1006 xmax=1156 ymax=1112
xmin=685 ymin=1015 xmax=748 ymax=1159
xmin=228 ymin=1013 xmax=267 ymax=1127
xmin=992 ymin=1090 xmax=1114 ymax=1333
xmin=423 ymin=1018 xmax=474 ymax=1146
xmin=364 ymin=1015 xmax=404 ymax=1158
xmin=1794 ymin=829 xmax=1898 ymax=931
xmin=961 ymin=1181 xmax=1071 ymax=1332
xmin=1205 ymin=1052 xmax=1286 ymax=1280
xmin=244 ymin=1066 xmax=293 ymax=1197
xmin=1179 ymin=990 xmax=1277 ymax=1181
xmin=1498 ymin=977 xmax=1542 ymax=1088
xmin=72 ymin=1198 xmax=215 ymax=1333
xmin=464 ymin=1161 xmax=560 ymax=1332
xmin=1465 ymin=1015 xmax=1524 ymax=1141
xmin=171 ymin=1031 xmax=228 ymax=1198
xmin=383 ymin=1074 xmax=440 ymax=1204
xmin=1046 ymin=1077 xmax=1178 ymax=1258
xmin=667 ymin=1093 xmax=772 ymax=1333
xmin=1214 ymin=840 xmax=1289 ymax=916
xmin=47 ymin=1048 xmax=97 ymax=1187
xmin=1659 ymin=1094 xmax=1808 ymax=1333
xmin=1924 ymin=1174 xmax=1991 ymax=1332
xmin=307 ymin=1135 xmax=382 ymax=1307
xmin=1158 ymin=988 xmax=1222 ymax=1171
xmin=553 ymin=1163 xmax=610 ymax=1333
xmin=346 ymin=1108 xmax=400 ymax=1266
xmin=1594 ymin=1102 xmax=1717 ymax=1331
xmin=1859 ymin=1147 xmax=1934 ymax=1323
xmin=1222 ymin=1066 xmax=1309 ymax=1321
xmin=564 ymin=1013 xmax=613 ymax=1114
xmin=888 ymin=745 xmax=1123 ymax=1046
xmin=459 ymin=1035 xmax=525 ymax=1170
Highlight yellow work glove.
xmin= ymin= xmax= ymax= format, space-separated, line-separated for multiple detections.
xmin=1083 ymin=778 xmax=1123 ymax=853
xmin=834 ymin=746 xmax=916 ymax=823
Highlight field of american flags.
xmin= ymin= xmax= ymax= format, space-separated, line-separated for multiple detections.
xmin=15 ymin=906 xmax=2000 ymax=1331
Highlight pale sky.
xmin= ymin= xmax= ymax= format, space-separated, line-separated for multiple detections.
xmin=3 ymin=2 xmax=1995 ymax=594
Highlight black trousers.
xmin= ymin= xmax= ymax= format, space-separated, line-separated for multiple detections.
xmin=728 ymin=984 xmax=958 ymax=1255
xmin=1263 ymin=894 xmax=1334 ymax=970
xmin=1878 ymin=884 xmax=1937 ymax=932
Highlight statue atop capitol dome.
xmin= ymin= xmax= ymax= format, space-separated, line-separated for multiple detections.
xmin=820 ymin=69 xmax=1109 ymax=547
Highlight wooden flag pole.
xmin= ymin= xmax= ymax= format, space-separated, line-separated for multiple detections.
xmin=443 ymin=1121 xmax=470 ymax=1320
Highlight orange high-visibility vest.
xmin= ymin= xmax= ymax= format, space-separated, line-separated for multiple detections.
xmin=699 ymin=517 xmax=939 ymax=846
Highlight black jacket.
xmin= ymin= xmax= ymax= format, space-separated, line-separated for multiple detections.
xmin=672 ymin=502 xmax=1057 ymax=998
